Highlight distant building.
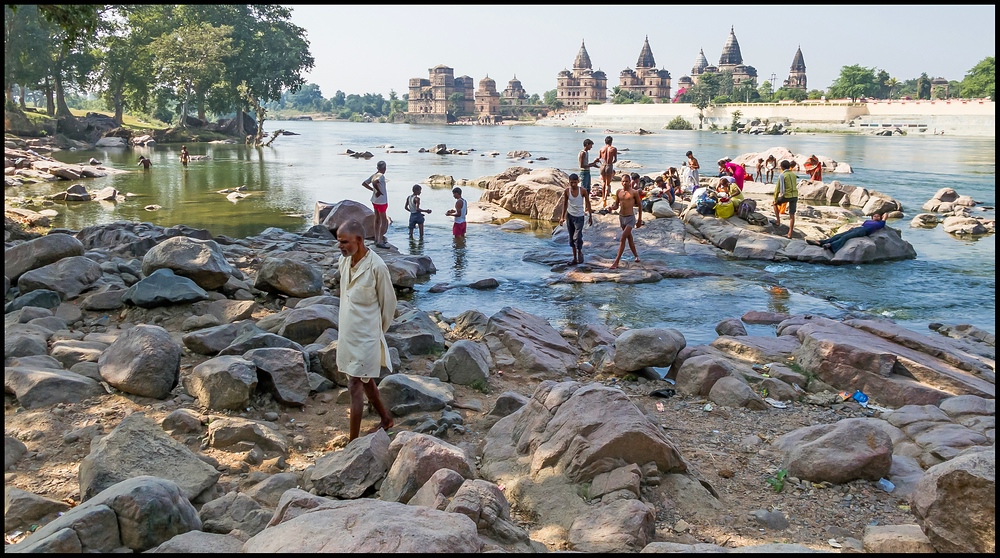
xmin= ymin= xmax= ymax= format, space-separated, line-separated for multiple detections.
xmin=475 ymin=75 xmax=501 ymax=118
xmin=782 ymin=46 xmax=807 ymax=91
xmin=618 ymin=36 xmax=671 ymax=102
xmin=931 ymin=77 xmax=950 ymax=99
xmin=407 ymin=64 xmax=474 ymax=123
xmin=502 ymin=75 xmax=528 ymax=106
xmin=557 ymin=41 xmax=608 ymax=107
xmin=682 ymin=27 xmax=758 ymax=89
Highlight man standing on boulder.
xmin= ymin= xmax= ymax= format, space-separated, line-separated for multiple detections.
xmin=558 ymin=173 xmax=594 ymax=265
xmin=578 ymin=138 xmax=600 ymax=195
xmin=336 ymin=219 xmax=396 ymax=441
xmin=772 ymin=160 xmax=799 ymax=239
xmin=362 ymin=160 xmax=390 ymax=248
xmin=609 ymin=173 xmax=643 ymax=270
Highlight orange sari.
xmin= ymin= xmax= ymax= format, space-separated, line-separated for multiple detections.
xmin=804 ymin=156 xmax=822 ymax=181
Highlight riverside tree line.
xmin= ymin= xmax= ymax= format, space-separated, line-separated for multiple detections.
xmin=4 ymin=4 xmax=314 ymax=144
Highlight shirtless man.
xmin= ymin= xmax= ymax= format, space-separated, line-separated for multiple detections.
xmin=754 ymin=158 xmax=764 ymax=183
xmin=597 ymin=136 xmax=618 ymax=208
xmin=685 ymin=150 xmax=700 ymax=190
xmin=609 ymin=173 xmax=643 ymax=270
xmin=578 ymin=139 xmax=600 ymax=195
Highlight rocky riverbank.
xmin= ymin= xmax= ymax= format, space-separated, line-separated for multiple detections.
xmin=4 ymin=194 xmax=995 ymax=553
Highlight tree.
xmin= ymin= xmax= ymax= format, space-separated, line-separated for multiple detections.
xmin=4 ymin=5 xmax=51 ymax=108
xmin=885 ymin=77 xmax=900 ymax=100
xmin=960 ymin=56 xmax=995 ymax=100
xmin=828 ymin=64 xmax=878 ymax=101
xmin=543 ymin=88 xmax=561 ymax=108
xmin=10 ymin=4 xmax=102 ymax=46
xmin=730 ymin=109 xmax=743 ymax=131
xmin=875 ymin=69 xmax=890 ymax=99
xmin=448 ymin=92 xmax=464 ymax=116
xmin=664 ymin=115 xmax=692 ymax=130
xmin=92 ymin=5 xmax=169 ymax=123
xmin=757 ymin=80 xmax=774 ymax=103
xmin=528 ymin=93 xmax=540 ymax=105
xmin=916 ymin=73 xmax=931 ymax=100
xmin=149 ymin=23 xmax=233 ymax=127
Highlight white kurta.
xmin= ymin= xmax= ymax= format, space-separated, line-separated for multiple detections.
xmin=336 ymin=249 xmax=396 ymax=379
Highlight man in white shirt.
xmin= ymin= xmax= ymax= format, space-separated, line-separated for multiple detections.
xmin=336 ymin=220 xmax=396 ymax=440
xmin=362 ymin=160 xmax=389 ymax=248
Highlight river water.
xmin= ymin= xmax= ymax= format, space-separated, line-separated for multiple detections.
xmin=35 ymin=121 xmax=996 ymax=346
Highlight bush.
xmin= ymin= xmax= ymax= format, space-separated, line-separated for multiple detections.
xmin=664 ymin=116 xmax=693 ymax=130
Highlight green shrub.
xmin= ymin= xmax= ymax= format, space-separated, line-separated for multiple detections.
xmin=665 ymin=116 xmax=693 ymax=130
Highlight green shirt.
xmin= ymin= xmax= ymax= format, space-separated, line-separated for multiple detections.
xmin=774 ymin=170 xmax=798 ymax=200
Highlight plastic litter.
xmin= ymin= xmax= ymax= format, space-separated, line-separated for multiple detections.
xmin=852 ymin=390 xmax=869 ymax=407
xmin=764 ymin=397 xmax=787 ymax=409
xmin=656 ymin=402 xmax=664 ymax=412
xmin=649 ymin=388 xmax=676 ymax=399
xmin=828 ymin=539 xmax=842 ymax=548
xmin=703 ymin=403 xmax=714 ymax=412
xmin=877 ymin=478 xmax=895 ymax=493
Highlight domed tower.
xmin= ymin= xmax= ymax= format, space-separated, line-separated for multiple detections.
xmin=691 ymin=49 xmax=709 ymax=83
xmin=718 ymin=26 xmax=743 ymax=68
xmin=503 ymin=74 xmax=528 ymax=105
xmin=636 ymin=36 xmax=656 ymax=69
xmin=557 ymin=40 xmax=607 ymax=107
xmin=475 ymin=74 xmax=500 ymax=115
xmin=783 ymin=46 xmax=807 ymax=91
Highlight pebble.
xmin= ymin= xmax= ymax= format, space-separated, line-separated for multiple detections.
xmin=264 ymin=411 xmax=280 ymax=421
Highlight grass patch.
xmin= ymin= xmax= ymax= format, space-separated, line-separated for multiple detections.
xmin=765 ymin=468 xmax=788 ymax=493
xmin=469 ymin=379 xmax=489 ymax=394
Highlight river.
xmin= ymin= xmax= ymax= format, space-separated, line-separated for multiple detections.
xmin=32 ymin=121 xmax=996 ymax=346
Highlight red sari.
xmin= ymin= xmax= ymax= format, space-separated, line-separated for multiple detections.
xmin=804 ymin=156 xmax=822 ymax=181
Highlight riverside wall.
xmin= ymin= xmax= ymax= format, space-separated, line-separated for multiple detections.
xmin=538 ymin=100 xmax=995 ymax=137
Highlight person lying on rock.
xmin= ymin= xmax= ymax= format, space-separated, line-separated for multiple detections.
xmin=807 ymin=213 xmax=885 ymax=253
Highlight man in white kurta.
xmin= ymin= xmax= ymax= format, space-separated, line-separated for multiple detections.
xmin=336 ymin=220 xmax=396 ymax=440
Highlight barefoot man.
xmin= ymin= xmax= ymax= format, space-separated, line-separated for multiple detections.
xmin=336 ymin=219 xmax=395 ymax=440
xmin=598 ymin=135 xmax=618 ymax=208
xmin=609 ymin=173 xmax=643 ymax=269
xmin=362 ymin=160 xmax=390 ymax=248
xmin=558 ymin=173 xmax=594 ymax=265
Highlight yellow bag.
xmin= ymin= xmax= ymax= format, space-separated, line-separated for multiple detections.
xmin=714 ymin=200 xmax=735 ymax=219
xmin=777 ymin=202 xmax=789 ymax=215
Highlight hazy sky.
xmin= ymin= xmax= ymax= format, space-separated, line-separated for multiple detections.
xmin=286 ymin=4 xmax=995 ymax=98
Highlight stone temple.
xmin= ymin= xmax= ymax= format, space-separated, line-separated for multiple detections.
xmin=556 ymin=41 xmax=608 ymax=108
xmin=618 ymin=36 xmax=672 ymax=102
xmin=407 ymin=65 xmax=474 ymax=123
xmin=783 ymin=46 xmax=807 ymax=91
xmin=677 ymin=27 xmax=758 ymax=91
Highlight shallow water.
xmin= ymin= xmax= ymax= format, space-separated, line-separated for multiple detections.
xmin=30 ymin=121 xmax=995 ymax=345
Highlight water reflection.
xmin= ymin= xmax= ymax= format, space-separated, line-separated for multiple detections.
xmin=765 ymin=285 xmax=791 ymax=315
xmin=452 ymin=235 xmax=467 ymax=280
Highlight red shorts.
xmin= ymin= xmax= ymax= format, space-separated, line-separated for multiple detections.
xmin=373 ymin=203 xmax=388 ymax=213
xmin=452 ymin=222 xmax=467 ymax=236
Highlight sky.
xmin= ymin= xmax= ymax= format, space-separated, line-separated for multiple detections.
xmin=285 ymin=4 xmax=995 ymax=99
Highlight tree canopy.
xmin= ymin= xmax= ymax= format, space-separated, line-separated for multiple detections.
xmin=960 ymin=56 xmax=995 ymax=101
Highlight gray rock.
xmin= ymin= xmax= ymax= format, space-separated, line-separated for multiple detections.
xmin=241 ymin=496 xmax=481 ymax=553
xmin=312 ymin=429 xmax=390 ymax=499
xmin=17 ymin=256 xmax=102 ymax=300
xmin=444 ymin=478 xmax=531 ymax=545
xmin=709 ymin=376 xmax=767 ymax=410
xmin=182 ymin=321 xmax=256 ymax=356
xmin=8 ymin=476 xmax=200 ymax=553
xmin=242 ymin=472 xmax=300 ymax=508
xmin=4 ymin=365 xmax=104 ymax=409
xmin=160 ymin=409 xmax=203 ymax=435
xmin=147 ymin=531 xmax=245 ymax=553
xmin=751 ymin=509 xmax=790 ymax=530
xmin=219 ymin=328 xmax=304 ymax=356
xmin=485 ymin=306 xmax=579 ymax=376
xmin=254 ymin=257 xmax=324 ymax=298
xmin=4 ymin=233 xmax=85 ymax=282
xmin=183 ymin=356 xmax=258 ymax=411
xmin=5 ymin=289 xmax=63 ymax=312
xmin=6 ymin=435 xmax=28 ymax=469
xmin=487 ymin=391 xmax=529 ymax=418
xmin=911 ymin=448 xmax=995 ymax=553
xmin=386 ymin=308 xmax=446 ymax=356
xmin=181 ymin=314 xmax=221 ymax=331
xmin=98 ymin=324 xmax=181 ymax=399
xmin=715 ymin=318 xmax=748 ymax=337
xmin=242 ymin=347 xmax=310 ymax=406
xmin=199 ymin=491 xmax=270 ymax=536
xmin=452 ymin=310 xmax=489 ymax=339
xmin=568 ymin=498 xmax=655 ymax=552
xmin=408 ymin=468 xmax=467 ymax=510
xmin=276 ymin=304 xmax=339 ymax=345
xmin=431 ymin=339 xmax=490 ymax=386
xmin=80 ymin=288 xmax=127 ymax=311
xmin=79 ymin=413 xmax=220 ymax=502
xmin=141 ymin=236 xmax=234 ymax=290
xmin=206 ymin=416 xmax=288 ymax=454
xmin=4 ymin=487 xmax=71 ymax=531
xmin=49 ymin=339 xmax=107 ymax=368
xmin=862 ymin=524 xmax=935 ymax=553
xmin=122 ymin=268 xmax=209 ymax=308
xmin=378 ymin=374 xmax=455 ymax=416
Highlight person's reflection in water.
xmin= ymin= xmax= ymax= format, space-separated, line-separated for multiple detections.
xmin=452 ymin=235 xmax=467 ymax=281
xmin=766 ymin=284 xmax=791 ymax=315
xmin=408 ymin=236 xmax=424 ymax=256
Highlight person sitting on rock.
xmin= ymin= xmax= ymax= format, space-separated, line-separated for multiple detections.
xmin=807 ymin=214 xmax=886 ymax=253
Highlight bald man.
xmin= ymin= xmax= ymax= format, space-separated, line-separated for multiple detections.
xmin=336 ymin=219 xmax=396 ymax=439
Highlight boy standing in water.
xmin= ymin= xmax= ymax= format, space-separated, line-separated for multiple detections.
xmin=578 ymin=139 xmax=600 ymax=195
xmin=405 ymin=184 xmax=432 ymax=239
xmin=609 ymin=173 xmax=643 ymax=270
xmin=445 ymin=187 xmax=467 ymax=239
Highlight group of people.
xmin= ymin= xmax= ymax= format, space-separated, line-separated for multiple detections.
xmin=361 ymin=160 xmax=467 ymax=247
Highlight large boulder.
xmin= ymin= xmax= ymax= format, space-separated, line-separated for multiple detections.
xmin=183 ymin=356 xmax=258 ymax=411
xmin=242 ymin=494 xmax=481 ymax=553
xmin=4 ymin=365 xmax=105 ymax=410
xmin=16 ymin=256 xmax=102 ymax=300
xmin=479 ymin=167 xmax=570 ymax=221
xmin=98 ymin=324 xmax=181 ymax=399
xmin=314 ymin=199 xmax=377 ymax=239
xmin=7 ymin=476 xmax=200 ymax=553
xmin=430 ymin=339 xmax=491 ymax=386
xmin=378 ymin=374 xmax=455 ymax=416
xmin=386 ymin=308 xmax=446 ymax=356
xmin=254 ymin=257 xmax=324 ymax=298
xmin=773 ymin=418 xmax=893 ymax=484
xmin=121 ymin=268 xmax=210 ymax=308
xmin=242 ymin=347 xmax=310 ymax=406
xmin=484 ymin=306 xmax=579 ymax=376
xmin=79 ymin=413 xmax=220 ymax=502
xmin=911 ymin=448 xmax=995 ymax=554
xmin=380 ymin=431 xmax=476 ymax=504
xmin=141 ymin=236 xmax=234 ymax=290
xmin=311 ymin=429 xmax=391 ymax=499
xmin=4 ymin=233 xmax=85 ymax=282
xmin=613 ymin=327 xmax=686 ymax=372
